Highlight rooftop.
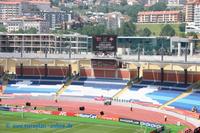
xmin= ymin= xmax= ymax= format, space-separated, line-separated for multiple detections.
xmin=138 ymin=11 xmax=180 ymax=15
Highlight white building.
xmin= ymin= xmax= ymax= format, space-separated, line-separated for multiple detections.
xmin=186 ymin=4 xmax=200 ymax=33
xmin=3 ymin=16 xmax=49 ymax=33
xmin=106 ymin=12 xmax=130 ymax=30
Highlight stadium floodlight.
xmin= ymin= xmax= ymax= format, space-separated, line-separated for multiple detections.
xmin=184 ymin=43 xmax=188 ymax=63
xmin=20 ymin=35 xmax=24 ymax=58
xmin=137 ymin=40 xmax=142 ymax=62
xmin=45 ymin=44 xmax=48 ymax=58
xmin=160 ymin=36 xmax=170 ymax=62
xmin=161 ymin=37 xmax=165 ymax=62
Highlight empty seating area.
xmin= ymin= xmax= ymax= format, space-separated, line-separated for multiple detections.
xmin=12 ymin=76 xmax=66 ymax=85
xmin=116 ymin=80 xmax=200 ymax=113
xmin=78 ymin=78 xmax=128 ymax=83
xmin=140 ymin=80 xmax=191 ymax=91
xmin=169 ymin=92 xmax=200 ymax=112
xmin=62 ymin=78 xmax=128 ymax=98
xmin=118 ymin=84 xmax=183 ymax=105
xmin=4 ymin=76 xmax=66 ymax=95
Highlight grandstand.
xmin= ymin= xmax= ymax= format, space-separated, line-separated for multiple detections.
xmin=4 ymin=76 xmax=66 ymax=95
xmin=1 ymin=35 xmax=200 ymax=132
xmin=2 ymin=65 xmax=70 ymax=95
xmin=1 ymin=56 xmax=200 ymax=113
xmin=1 ymin=55 xmax=200 ymax=114
xmin=62 ymin=78 xmax=128 ymax=98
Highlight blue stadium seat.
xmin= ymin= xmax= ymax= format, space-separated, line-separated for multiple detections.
xmin=4 ymin=76 xmax=66 ymax=94
xmin=139 ymin=80 xmax=190 ymax=91
xmin=78 ymin=78 xmax=128 ymax=83
xmin=169 ymin=93 xmax=200 ymax=112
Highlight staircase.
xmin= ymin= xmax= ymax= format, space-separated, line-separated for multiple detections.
xmin=112 ymin=81 xmax=132 ymax=99
xmin=159 ymin=88 xmax=193 ymax=110
xmin=0 ymin=73 xmax=12 ymax=94
xmin=54 ymin=77 xmax=74 ymax=100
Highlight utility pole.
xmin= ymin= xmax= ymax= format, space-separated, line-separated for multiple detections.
xmin=138 ymin=43 xmax=140 ymax=62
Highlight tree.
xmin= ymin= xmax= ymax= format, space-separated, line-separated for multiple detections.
xmin=186 ymin=32 xmax=198 ymax=39
xmin=125 ymin=4 xmax=144 ymax=22
xmin=160 ymin=24 xmax=175 ymax=36
xmin=121 ymin=0 xmax=128 ymax=6
xmin=25 ymin=28 xmax=38 ymax=34
xmin=119 ymin=22 xmax=136 ymax=36
xmin=14 ymin=28 xmax=38 ymax=34
xmin=0 ymin=25 xmax=7 ymax=32
xmin=14 ymin=29 xmax=25 ymax=34
xmin=179 ymin=23 xmax=186 ymax=32
xmin=77 ymin=24 xmax=106 ymax=36
xmin=105 ymin=29 xmax=116 ymax=35
xmin=148 ymin=2 xmax=167 ymax=11
xmin=138 ymin=27 xmax=152 ymax=36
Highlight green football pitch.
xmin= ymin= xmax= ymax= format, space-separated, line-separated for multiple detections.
xmin=0 ymin=110 xmax=185 ymax=133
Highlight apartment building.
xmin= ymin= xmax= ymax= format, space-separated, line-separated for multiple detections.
xmin=0 ymin=1 xmax=22 ymax=20
xmin=185 ymin=0 xmax=197 ymax=22
xmin=3 ymin=16 xmax=49 ymax=33
xmin=137 ymin=11 xmax=183 ymax=23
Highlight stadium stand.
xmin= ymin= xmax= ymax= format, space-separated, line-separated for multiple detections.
xmin=4 ymin=76 xmax=67 ymax=94
xmin=140 ymin=80 xmax=191 ymax=91
xmin=169 ymin=92 xmax=200 ymax=112
xmin=117 ymin=80 xmax=190 ymax=105
xmin=62 ymin=78 xmax=128 ymax=98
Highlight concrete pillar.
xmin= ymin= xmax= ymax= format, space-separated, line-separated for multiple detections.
xmin=5 ymin=59 xmax=8 ymax=72
xmin=77 ymin=60 xmax=80 ymax=74
xmin=20 ymin=63 xmax=23 ymax=76
xmin=184 ymin=69 xmax=188 ymax=85
xmin=178 ymin=42 xmax=181 ymax=56
xmin=116 ymin=69 xmax=118 ymax=79
xmin=137 ymin=66 xmax=140 ymax=81
xmin=161 ymin=67 xmax=164 ymax=83
xmin=68 ymin=64 xmax=72 ymax=78
xmin=190 ymin=42 xmax=193 ymax=56
xmin=45 ymin=64 xmax=47 ymax=77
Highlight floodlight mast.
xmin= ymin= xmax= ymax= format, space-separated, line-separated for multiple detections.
xmin=185 ymin=43 xmax=188 ymax=63
xmin=137 ymin=42 xmax=141 ymax=62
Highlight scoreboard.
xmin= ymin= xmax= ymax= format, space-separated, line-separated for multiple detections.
xmin=92 ymin=35 xmax=117 ymax=52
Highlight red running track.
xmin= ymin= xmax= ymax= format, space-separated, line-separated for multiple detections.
xmin=0 ymin=98 xmax=196 ymax=130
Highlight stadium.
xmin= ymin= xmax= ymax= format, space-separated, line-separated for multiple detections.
xmin=0 ymin=34 xmax=200 ymax=133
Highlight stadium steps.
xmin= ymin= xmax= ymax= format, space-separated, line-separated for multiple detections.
xmin=112 ymin=81 xmax=132 ymax=99
xmin=159 ymin=88 xmax=193 ymax=109
xmin=54 ymin=77 xmax=74 ymax=100
xmin=1 ymin=79 xmax=8 ymax=93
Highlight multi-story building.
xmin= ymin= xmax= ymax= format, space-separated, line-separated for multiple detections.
xmin=185 ymin=0 xmax=200 ymax=32
xmin=106 ymin=12 xmax=130 ymax=30
xmin=186 ymin=4 xmax=200 ymax=32
xmin=137 ymin=11 xmax=183 ymax=23
xmin=0 ymin=33 xmax=88 ymax=54
xmin=0 ymin=33 xmax=196 ymax=56
xmin=0 ymin=0 xmax=50 ymax=20
xmin=148 ymin=0 xmax=159 ymax=6
xmin=0 ymin=0 xmax=68 ymax=30
xmin=22 ymin=11 xmax=69 ymax=30
xmin=185 ymin=0 xmax=197 ymax=22
xmin=0 ymin=1 xmax=22 ymax=20
xmin=194 ymin=4 xmax=200 ymax=28
xmin=3 ymin=16 xmax=49 ymax=33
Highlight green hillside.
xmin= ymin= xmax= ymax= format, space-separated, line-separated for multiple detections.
xmin=136 ymin=23 xmax=184 ymax=36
